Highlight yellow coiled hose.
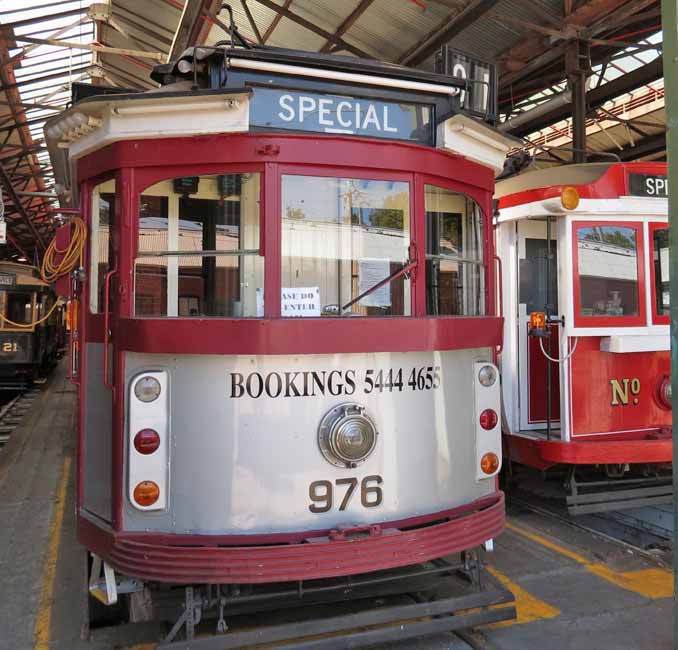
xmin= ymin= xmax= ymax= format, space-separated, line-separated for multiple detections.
xmin=1 ymin=217 xmax=86 ymax=329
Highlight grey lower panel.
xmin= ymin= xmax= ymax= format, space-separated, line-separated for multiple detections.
xmin=123 ymin=349 xmax=496 ymax=534
xmin=83 ymin=343 xmax=112 ymax=522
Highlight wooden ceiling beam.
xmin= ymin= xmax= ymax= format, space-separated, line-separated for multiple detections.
xmin=251 ymin=0 xmax=372 ymax=58
xmin=398 ymin=0 xmax=502 ymax=66
xmin=319 ymin=0 xmax=375 ymax=53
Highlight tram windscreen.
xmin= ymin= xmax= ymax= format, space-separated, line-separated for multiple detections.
xmin=3 ymin=292 xmax=33 ymax=327
xmin=576 ymin=224 xmax=639 ymax=318
xmin=133 ymin=173 xmax=262 ymax=318
xmin=653 ymin=227 xmax=669 ymax=317
xmin=424 ymin=185 xmax=484 ymax=316
xmin=281 ymin=176 xmax=410 ymax=317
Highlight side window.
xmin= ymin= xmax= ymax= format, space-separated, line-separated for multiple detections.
xmin=134 ymin=173 xmax=262 ymax=317
xmin=576 ymin=224 xmax=639 ymax=319
xmin=652 ymin=226 xmax=669 ymax=319
xmin=425 ymin=185 xmax=484 ymax=316
xmin=89 ymin=179 xmax=115 ymax=314
xmin=281 ymin=176 xmax=411 ymax=317
xmin=3 ymin=291 xmax=34 ymax=328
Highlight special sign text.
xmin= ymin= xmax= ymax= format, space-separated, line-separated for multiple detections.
xmin=230 ymin=366 xmax=441 ymax=399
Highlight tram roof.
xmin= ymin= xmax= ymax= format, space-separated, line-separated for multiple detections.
xmin=495 ymin=163 xmax=614 ymax=199
xmin=0 ymin=261 xmax=47 ymax=287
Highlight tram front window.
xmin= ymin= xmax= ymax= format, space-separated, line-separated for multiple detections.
xmin=281 ymin=175 xmax=410 ymax=317
xmin=653 ymin=227 xmax=669 ymax=317
xmin=3 ymin=292 xmax=34 ymax=327
xmin=425 ymin=185 xmax=484 ymax=316
xmin=576 ymin=224 xmax=639 ymax=317
xmin=134 ymin=173 xmax=262 ymax=317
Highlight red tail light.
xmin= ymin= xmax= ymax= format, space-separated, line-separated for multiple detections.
xmin=479 ymin=409 xmax=498 ymax=430
xmin=134 ymin=428 xmax=161 ymax=455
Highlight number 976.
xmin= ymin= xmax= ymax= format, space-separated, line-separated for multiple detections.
xmin=308 ymin=475 xmax=383 ymax=513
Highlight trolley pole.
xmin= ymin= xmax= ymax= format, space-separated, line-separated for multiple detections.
xmin=661 ymin=2 xmax=678 ymax=647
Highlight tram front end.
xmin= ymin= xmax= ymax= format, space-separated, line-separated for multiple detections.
xmin=47 ymin=43 xmax=516 ymax=645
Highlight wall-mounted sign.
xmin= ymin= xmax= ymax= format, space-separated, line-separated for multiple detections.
xmin=251 ymin=88 xmax=432 ymax=144
xmin=0 ymin=272 xmax=15 ymax=286
xmin=628 ymin=173 xmax=667 ymax=197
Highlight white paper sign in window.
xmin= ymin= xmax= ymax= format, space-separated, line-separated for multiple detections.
xmin=358 ymin=258 xmax=392 ymax=307
xmin=282 ymin=287 xmax=321 ymax=317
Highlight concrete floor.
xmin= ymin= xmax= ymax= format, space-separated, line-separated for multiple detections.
xmin=0 ymin=362 xmax=673 ymax=650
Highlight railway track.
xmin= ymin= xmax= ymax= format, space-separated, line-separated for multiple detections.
xmin=508 ymin=495 xmax=671 ymax=567
xmin=0 ymin=388 xmax=42 ymax=451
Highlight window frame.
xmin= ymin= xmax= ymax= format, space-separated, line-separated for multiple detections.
xmin=0 ymin=290 xmax=37 ymax=331
xmin=87 ymin=174 xmax=118 ymax=316
xmin=132 ymin=166 xmax=265 ymax=318
xmin=572 ymin=220 xmax=646 ymax=328
xmin=649 ymin=221 xmax=669 ymax=325
xmin=416 ymin=173 xmax=490 ymax=318
xmin=277 ymin=164 xmax=415 ymax=318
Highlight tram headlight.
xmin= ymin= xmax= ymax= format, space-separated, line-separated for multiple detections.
xmin=318 ymin=403 xmax=378 ymax=468
xmin=478 ymin=365 xmax=497 ymax=387
xmin=561 ymin=186 xmax=580 ymax=210
xmin=134 ymin=376 xmax=161 ymax=403
xmin=658 ymin=375 xmax=672 ymax=410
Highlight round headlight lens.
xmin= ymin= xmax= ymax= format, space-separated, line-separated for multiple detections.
xmin=134 ymin=376 xmax=161 ymax=403
xmin=318 ymin=403 xmax=378 ymax=468
xmin=664 ymin=381 xmax=672 ymax=402
xmin=330 ymin=417 xmax=377 ymax=463
xmin=478 ymin=365 xmax=497 ymax=387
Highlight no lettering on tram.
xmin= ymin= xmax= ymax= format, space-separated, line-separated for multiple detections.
xmin=45 ymin=40 xmax=517 ymax=645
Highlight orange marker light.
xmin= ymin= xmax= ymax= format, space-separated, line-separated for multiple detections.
xmin=133 ymin=480 xmax=160 ymax=507
xmin=530 ymin=311 xmax=546 ymax=330
xmin=561 ymin=186 xmax=580 ymax=210
xmin=480 ymin=452 xmax=500 ymax=475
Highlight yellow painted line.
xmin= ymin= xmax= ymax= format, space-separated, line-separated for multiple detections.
xmin=506 ymin=520 xmax=672 ymax=599
xmin=485 ymin=565 xmax=560 ymax=627
xmin=33 ymin=455 xmax=72 ymax=650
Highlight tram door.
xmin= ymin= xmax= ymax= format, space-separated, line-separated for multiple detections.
xmin=517 ymin=221 xmax=561 ymax=433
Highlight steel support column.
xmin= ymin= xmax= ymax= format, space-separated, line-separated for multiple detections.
xmin=567 ymin=40 xmax=590 ymax=164
xmin=661 ymin=1 xmax=678 ymax=647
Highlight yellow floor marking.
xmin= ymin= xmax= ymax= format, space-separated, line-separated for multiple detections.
xmin=33 ymin=455 xmax=72 ymax=650
xmin=485 ymin=565 xmax=560 ymax=627
xmin=506 ymin=520 xmax=672 ymax=599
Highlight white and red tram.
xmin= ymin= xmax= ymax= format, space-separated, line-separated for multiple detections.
xmin=46 ymin=42 xmax=516 ymax=644
xmin=495 ymin=162 xmax=671 ymax=513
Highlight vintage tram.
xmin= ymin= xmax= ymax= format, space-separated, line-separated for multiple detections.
xmin=495 ymin=162 xmax=671 ymax=514
xmin=0 ymin=261 xmax=61 ymax=389
xmin=46 ymin=40 xmax=516 ymax=645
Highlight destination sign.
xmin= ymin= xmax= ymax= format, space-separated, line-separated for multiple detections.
xmin=0 ymin=273 xmax=15 ymax=286
xmin=250 ymin=88 xmax=432 ymax=144
xmin=628 ymin=173 xmax=668 ymax=197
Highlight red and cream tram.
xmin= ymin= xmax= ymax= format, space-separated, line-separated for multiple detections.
xmin=495 ymin=162 xmax=671 ymax=513
xmin=46 ymin=41 xmax=516 ymax=645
